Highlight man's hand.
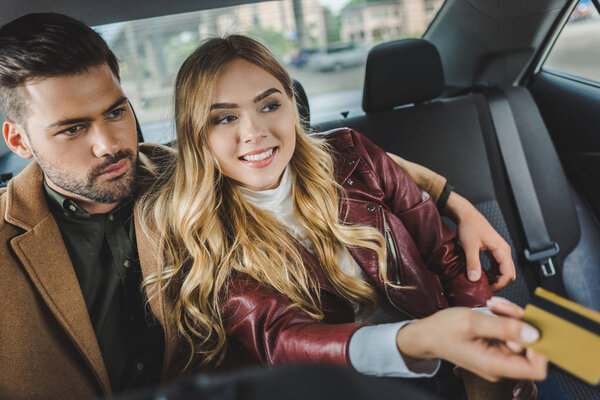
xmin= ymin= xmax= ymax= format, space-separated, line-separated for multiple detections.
xmin=444 ymin=191 xmax=516 ymax=291
xmin=395 ymin=307 xmax=548 ymax=382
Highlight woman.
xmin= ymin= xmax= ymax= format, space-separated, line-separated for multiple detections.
xmin=138 ymin=35 xmax=543 ymax=396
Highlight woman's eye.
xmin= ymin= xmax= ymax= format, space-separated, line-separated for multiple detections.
xmin=216 ymin=115 xmax=237 ymax=125
xmin=262 ymin=102 xmax=281 ymax=113
xmin=107 ymin=108 xmax=126 ymax=120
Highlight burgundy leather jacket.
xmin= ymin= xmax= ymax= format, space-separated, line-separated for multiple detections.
xmin=222 ymin=128 xmax=492 ymax=368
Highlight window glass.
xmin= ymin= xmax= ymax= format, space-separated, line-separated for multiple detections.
xmin=0 ymin=110 xmax=8 ymax=157
xmin=544 ymin=0 xmax=600 ymax=83
xmin=94 ymin=0 xmax=445 ymax=144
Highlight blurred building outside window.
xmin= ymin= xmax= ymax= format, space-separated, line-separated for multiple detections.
xmin=545 ymin=0 xmax=600 ymax=84
xmin=94 ymin=0 xmax=445 ymax=144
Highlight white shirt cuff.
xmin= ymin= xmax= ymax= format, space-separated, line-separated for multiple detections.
xmin=349 ymin=321 xmax=441 ymax=378
xmin=473 ymin=306 xmax=493 ymax=316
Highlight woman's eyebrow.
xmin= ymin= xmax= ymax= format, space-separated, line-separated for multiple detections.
xmin=210 ymin=102 xmax=237 ymax=110
xmin=254 ymin=88 xmax=281 ymax=102
xmin=210 ymin=88 xmax=282 ymax=110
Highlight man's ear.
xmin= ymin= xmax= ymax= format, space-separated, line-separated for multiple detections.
xmin=3 ymin=121 xmax=34 ymax=159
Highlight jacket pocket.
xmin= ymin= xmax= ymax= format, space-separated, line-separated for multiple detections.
xmin=380 ymin=204 xmax=401 ymax=285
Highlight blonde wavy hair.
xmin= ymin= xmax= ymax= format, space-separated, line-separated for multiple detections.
xmin=138 ymin=35 xmax=390 ymax=370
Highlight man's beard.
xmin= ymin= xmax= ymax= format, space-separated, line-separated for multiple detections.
xmin=38 ymin=149 xmax=138 ymax=204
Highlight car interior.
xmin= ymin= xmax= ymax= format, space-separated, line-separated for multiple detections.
xmin=2 ymin=0 xmax=600 ymax=398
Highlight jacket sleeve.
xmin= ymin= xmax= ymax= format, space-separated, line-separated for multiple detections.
xmin=350 ymin=130 xmax=492 ymax=307
xmin=385 ymin=152 xmax=447 ymax=205
xmin=221 ymin=274 xmax=364 ymax=367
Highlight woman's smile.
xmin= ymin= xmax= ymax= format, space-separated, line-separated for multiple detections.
xmin=239 ymin=146 xmax=278 ymax=168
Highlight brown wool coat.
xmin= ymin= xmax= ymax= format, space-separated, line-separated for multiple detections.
xmin=0 ymin=143 xmax=444 ymax=399
xmin=0 ymin=144 xmax=180 ymax=399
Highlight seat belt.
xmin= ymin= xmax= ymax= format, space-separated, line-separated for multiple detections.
xmin=483 ymin=87 xmax=559 ymax=281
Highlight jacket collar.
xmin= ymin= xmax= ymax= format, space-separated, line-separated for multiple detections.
xmin=329 ymin=130 xmax=361 ymax=186
xmin=5 ymin=161 xmax=51 ymax=230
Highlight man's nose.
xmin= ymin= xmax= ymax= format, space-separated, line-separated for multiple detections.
xmin=91 ymin=125 xmax=120 ymax=158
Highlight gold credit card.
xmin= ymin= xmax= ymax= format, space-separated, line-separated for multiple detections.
xmin=521 ymin=287 xmax=600 ymax=385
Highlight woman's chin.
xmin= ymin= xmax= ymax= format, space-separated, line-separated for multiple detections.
xmin=240 ymin=180 xmax=280 ymax=191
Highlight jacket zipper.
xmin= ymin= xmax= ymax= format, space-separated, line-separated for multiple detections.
xmin=380 ymin=204 xmax=400 ymax=285
xmin=379 ymin=205 xmax=417 ymax=319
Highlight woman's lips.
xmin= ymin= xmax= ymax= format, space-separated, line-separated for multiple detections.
xmin=239 ymin=147 xmax=277 ymax=168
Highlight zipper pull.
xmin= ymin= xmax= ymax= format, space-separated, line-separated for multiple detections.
xmin=379 ymin=204 xmax=401 ymax=285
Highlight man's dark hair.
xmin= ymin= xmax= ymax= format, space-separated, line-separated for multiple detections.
xmin=0 ymin=13 xmax=120 ymax=125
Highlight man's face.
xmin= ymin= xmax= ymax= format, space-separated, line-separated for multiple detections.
xmin=15 ymin=64 xmax=138 ymax=205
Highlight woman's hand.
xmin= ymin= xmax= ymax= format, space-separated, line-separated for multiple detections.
xmin=395 ymin=307 xmax=548 ymax=382
xmin=487 ymin=297 xmax=538 ymax=399
xmin=444 ymin=191 xmax=516 ymax=291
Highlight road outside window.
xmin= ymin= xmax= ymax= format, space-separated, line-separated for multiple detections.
xmin=545 ymin=0 xmax=600 ymax=83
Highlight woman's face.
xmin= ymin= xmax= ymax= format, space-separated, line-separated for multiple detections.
xmin=206 ymin=58 xmax=297 ymax=191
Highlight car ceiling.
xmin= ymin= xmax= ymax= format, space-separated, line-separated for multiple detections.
xmin=2 ymin=0 xmax=263 ymax=27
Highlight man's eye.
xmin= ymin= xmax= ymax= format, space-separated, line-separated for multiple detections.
xmin=215 ymin=115 xmax=237 ymax=125
xmin=107 ymin=108 xmax=126 ymax=120
xmin=262 ymin=102 xmax=281 ymax=113
xmin=59 ymin=125 xmax=84 ymax=136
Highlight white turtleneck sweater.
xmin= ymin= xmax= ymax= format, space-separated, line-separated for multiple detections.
xmin=240 ymin=167 xmax=440 ymax=378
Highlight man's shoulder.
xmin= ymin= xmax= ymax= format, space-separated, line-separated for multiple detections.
xmin=314 ymin=128 xmax=373 ymax=155
xmin=314 ymin=127 xmax=353 ymax=144
xmin=139 ymin=142 xmax=176 ymax=159
xmin=0 ymin=187 xmax=11 ymax=232
xmin=0 ymin=186 xmax=7 ymax=209
xmin=138 ymin=143 xmax=175 ymax=173
xmin=0 ymin=161 xmax=50 ymax=228
xmin=135 ymin=143 xmax=176 ymax=196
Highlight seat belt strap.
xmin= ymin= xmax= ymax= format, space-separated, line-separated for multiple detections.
xmin=484 ymin=88 xmax=559 ymax=278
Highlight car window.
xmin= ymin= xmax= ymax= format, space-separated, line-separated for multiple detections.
xmin=0 ymin=110 xmax=8 ymax=157
xmin=94 ymin=0 xmax=445 ymax=144
xmin=543 ymin=0 xmax=600 ymax=83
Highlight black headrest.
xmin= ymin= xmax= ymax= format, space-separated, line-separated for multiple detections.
xmin=362 ymin=39 xmax=444 ymax=113
xmin=293 ymin=79 xmax=310 ymax=130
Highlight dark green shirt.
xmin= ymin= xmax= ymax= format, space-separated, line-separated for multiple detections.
xmin=44 ymin=182 xmax=164 ymax=393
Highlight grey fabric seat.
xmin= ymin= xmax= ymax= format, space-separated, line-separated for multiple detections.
xmin=309 ymin=38 xmax=600 ymax=399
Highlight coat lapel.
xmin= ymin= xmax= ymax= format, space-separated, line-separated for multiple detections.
xmin=5 ymin=162 xmax=110 ymax=395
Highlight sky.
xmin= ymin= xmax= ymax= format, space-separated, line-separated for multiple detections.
xmin=318 ymin=0 xmax=350 ymax=14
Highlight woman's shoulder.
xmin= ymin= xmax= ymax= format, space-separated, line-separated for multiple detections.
xmin=313 ymin=127 xmax=370 ymax=153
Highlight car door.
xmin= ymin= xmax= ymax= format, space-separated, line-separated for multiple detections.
xmin=528 ymin=0 xmax=600 ymax=220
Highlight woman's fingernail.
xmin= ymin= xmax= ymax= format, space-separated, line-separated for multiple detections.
xmin=487 ymin=296 xmax=512 ymax=308
xmin=468 ymin=270 xmax=480 ymax=280
xmin=520 ymin=325 xmax=540 ymax=343
xmin=491 ymin=296 xmax=511 ymax=303
xmin=513 ymin=387 xmax=522 ymax=397
xmin=506 ymin=340 xmax=523 ymax=353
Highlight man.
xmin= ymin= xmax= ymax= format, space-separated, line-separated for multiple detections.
xmin=0 ymin=13 xmax=541 ymax=399
xmin=0 ymin=13 xmax=167 ymax=398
